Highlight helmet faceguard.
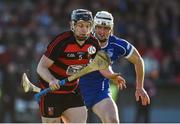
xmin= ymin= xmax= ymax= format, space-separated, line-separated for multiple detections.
xmin=71 ymin=9 xmax=93 ymax=41
xmin=94 ymin=11 xmax=114 ymax=42
xmin=94 ymin=11 xmax=114 ymax=29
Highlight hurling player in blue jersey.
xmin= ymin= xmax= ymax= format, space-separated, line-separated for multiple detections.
xmin=79 ymin=11 xmax=150 ymax=123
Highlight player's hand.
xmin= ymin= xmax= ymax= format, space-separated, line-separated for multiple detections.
xmin=49 ymin=79 xmax=60 ymax=91
xmin=111 ymin=75 xmax=126 ymax=90
xmin=135 ymin=88 xmax=150 ymax=106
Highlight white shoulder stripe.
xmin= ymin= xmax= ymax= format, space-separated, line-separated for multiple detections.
xmin=127 ymin=43 xmax=131 ymax=49
xmin=125 ymin=46 xmax=134 ymax=58
xmin=110 ymin=42 xmax=126 ymax=56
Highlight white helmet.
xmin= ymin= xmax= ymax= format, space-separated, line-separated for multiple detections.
xmin=94 ymin=11 xmax=114 ymax=28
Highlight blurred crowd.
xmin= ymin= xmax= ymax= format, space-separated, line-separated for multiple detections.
xmin=0 ymin=0 xmax=180 ymax=122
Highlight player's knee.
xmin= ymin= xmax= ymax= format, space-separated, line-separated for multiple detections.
xmin=68 ymin=117 xmax=86 ymax=123
xmin=41 ymin=116 xmax=61 ymax=123
xmin=68 ymin=113 xmax=87 ymax=123
xmin=104 ymin=114 xmax=119 ymax=123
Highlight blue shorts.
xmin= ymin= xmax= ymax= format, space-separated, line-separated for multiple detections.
xmin=82 ymin=90 xmax=111 ymax=109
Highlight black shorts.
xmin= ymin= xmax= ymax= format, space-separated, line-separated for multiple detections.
xmin=39 ymin=89 xmax=85 ymax=118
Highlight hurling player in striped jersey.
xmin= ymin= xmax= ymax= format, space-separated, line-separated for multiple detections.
xmin=36 ymin=9 xmax=101 ymax=123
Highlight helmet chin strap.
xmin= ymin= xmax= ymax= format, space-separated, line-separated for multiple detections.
xmin=75 ymin=35 xmax=89 ymax=42
xmin=98 ymin=38 xmax=108 ymax=48
xmin=72 ymin=22 xmax=90 ymax=42
xmin=99 ymin=39 xmax=108 ymax=43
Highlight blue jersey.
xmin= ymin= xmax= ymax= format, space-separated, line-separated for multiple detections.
xmin=79 ymin=35 xmax=134 ymax=108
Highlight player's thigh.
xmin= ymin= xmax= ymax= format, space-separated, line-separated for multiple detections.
xmin=92 ymin=97 xmax=119 ymax=120
xmin=41 ymin=116 xmax=61 ymax=123
xmin=61 ymin=106 xmax=87 ymax=123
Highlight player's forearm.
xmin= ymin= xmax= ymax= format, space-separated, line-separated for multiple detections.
xmin=37 ymin=55 xmax=57 ymax=83
xmin=37 ymin=65 xmax=56 ymax=83
xmin=100 ymin=66 xmax=118 ymax=79
xmin=134 ymin=57 xmax=145 ymax=89
xmin=100 ymin=70 xmax=119 ymax=79
xmin=127 ymin=48 xmax=145 ymax=89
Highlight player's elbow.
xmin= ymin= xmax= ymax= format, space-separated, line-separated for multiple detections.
xmin=134 ymin=55 xmax=144 ymax=64
xmin=138 ymin=57 xmax=144 ymax=64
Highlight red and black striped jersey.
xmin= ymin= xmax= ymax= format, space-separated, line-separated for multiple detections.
xmin=39 ymin=30 xmax=100 ymax=94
